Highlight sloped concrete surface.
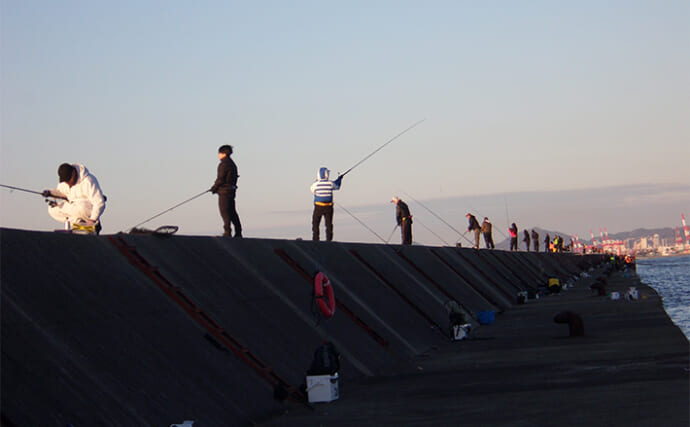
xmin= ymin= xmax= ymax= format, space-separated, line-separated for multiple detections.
xmin=1 ymin=228 xmax=687 ymax=426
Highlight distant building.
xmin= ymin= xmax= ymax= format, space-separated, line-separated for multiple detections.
xmin=639 ymin=238 xmax=648 ymax=249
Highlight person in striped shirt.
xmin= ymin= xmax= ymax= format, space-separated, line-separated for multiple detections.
xmin=310 ymin=167 xmax=343 ymax=241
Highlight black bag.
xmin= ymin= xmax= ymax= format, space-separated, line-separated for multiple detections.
xmin=307 ymin=342 xmax=340 ymax=375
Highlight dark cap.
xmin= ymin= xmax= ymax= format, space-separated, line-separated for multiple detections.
xmin=57 ymin=163 xmax=75 ymax=183
xmin=218 ymin=145 xmax=233 ymax=156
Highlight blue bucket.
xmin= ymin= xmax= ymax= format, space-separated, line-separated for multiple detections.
xmin=477 ymin=310 xmax=495 ymax=325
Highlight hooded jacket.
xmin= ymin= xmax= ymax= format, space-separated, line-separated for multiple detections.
xmin=310 ymin=168 xmax=342 ymax=206
xmin=53 ymin=164 xmax=106 ymax=221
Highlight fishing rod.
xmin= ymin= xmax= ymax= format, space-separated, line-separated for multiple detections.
xmin=466 ymin=207 xmax=509 ymax=240
xmin=129 ymin=190 xmax=210 ymax=231
xmin=385 ymin=224 xmax=399 ymax=244
xmin=0 ymin=184 xmax=67 ymax=200
xmin=339 ymin=119 xmax=426 ymax=178
xmin=334 ymin=202 xmax=389 ymax=244
xmin=412 ymin=216 xmax=452 ymax=246
xmin=503 ymin=194 xmax=510 ymax=229
xmin=402 ymin=192 xmax=474 ymax=245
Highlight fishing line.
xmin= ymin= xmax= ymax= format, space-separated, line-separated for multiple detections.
xmin=503 ymin=194 xmax=510 ymax=229
xmin=467 ymin=207 xmax=509 ymax=240
xmin=334 ymin=202 xmax=388 ymax=244
xmin=412 ymin=216 xmax=452 ymax=246
xmin=128 ymin=190 xmax=210 ymax=231
xmin=340 ymin=119 xmax=426 ymax=178
xmin=402 ymin=192 xmax=473 ymax=245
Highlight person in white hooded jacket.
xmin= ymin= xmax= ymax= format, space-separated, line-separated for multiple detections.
xmin=43 ymin=163 xmax=106 ymax=233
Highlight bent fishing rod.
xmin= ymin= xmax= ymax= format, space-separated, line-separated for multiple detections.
xmin=128 ymin=189 xmax=210 ymax=231
xmin=0 ymin=184 xmax=67 ymax=200
xmin=339 ymin=119 xmax=426 ymax=178
xmin=402 ymin=192 xmax=474 ymax=245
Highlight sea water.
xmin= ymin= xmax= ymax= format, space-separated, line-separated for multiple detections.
xmin=636 ymin=254 xmax=690 ymax=340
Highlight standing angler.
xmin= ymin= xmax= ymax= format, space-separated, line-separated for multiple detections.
xmin=391 ymin=196 xmax=413 ymax=245
xmin=509 ymin=223 xmax=519 ymax=251
xmin=481 ymin=217 xmax=494 ymax=249
xmin=523 ymin=229 xmax=531 ymax=251
xmin=466 ymin=213 xmax=481 ymax=249
xmin=42 ymin=163 xmax=106 ymax=234
xmin=210 ymin=145 xmax=242 ymax=238
xmin=310 ymin=167 xmax=343 ymax=241
xmin=532 ymin=229 xmax=540 ymax=252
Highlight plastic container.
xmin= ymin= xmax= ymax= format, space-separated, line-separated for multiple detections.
xmin=477 ymin=310 xmax=495 ymax=325
xmin=306 ymin=373 xmax=339 ymax=403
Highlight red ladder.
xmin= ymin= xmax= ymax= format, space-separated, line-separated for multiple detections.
xmin=108 ymin=236 xmax=309 ymax=407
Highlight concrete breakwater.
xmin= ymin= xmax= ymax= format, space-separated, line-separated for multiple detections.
xmin=1 ymin=228 xmax=687 ymax=426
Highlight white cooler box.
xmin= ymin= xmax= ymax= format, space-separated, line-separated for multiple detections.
xmin=306 ymin=373 xmax=339 ymax=403
xmin=451 ymin=323 xmax=472 ymax=341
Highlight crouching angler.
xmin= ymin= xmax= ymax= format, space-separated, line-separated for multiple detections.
xmin=42 ymin=163 xmax=106 ymax=234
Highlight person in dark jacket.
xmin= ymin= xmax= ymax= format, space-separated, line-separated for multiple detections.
xmin=509 ymin=223 xmax=518 ymax=251
xmin=466 ymin=213 xmax=481 ymax=249
xmin=481 ymin=217 xmax=494 ymax=249
xmin=523 ymin=229 xmax=531 ymax=251
xmin=310 ymin=167 xmax=343 ymax=241
xmin=391 ymin=196 xmax=412 ymax=245
xmin=210 ymin=145 xmax=242 ymax=237
xmin=544 ymin=233 xmax=550 ymax=252
xmin=532 ymin=229 xmax=540 ymax=252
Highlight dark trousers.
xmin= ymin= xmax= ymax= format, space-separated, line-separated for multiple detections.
xmin=401 ymin=219 xmax=412 ymax=245
xmin=312 ymin=204 xmax=334 ymax=241
xmin=510 ymin=237 xmax=518 ymax=251
xmin=483 ymin=232 xmax=494 ymax=249
xmin=218 ymin=191 xmax=242 ymax=237
xmin=534 ymin=242 xmax=539 ymax=252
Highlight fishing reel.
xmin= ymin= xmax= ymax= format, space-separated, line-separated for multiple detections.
xmin=43 ymin=195 xmax=66 ymax=208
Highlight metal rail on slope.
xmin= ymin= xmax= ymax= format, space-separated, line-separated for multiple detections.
xmin=108 ymin=236 xmax=309 ymax=407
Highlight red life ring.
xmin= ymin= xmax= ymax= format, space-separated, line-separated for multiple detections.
xmin=314 ymin=272 xmax=336 ymax=318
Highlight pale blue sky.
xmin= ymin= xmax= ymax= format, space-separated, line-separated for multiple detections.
xmin=1 ymin=1 xmax=688 ymax=244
